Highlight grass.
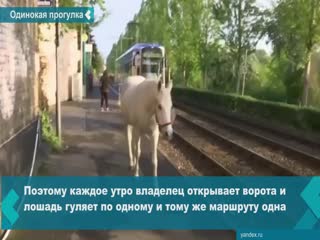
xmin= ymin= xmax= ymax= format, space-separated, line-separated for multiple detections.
xmin=172 ymin=87 xmax=320 ymax=134
xmin=40 ymin=111 xmax=63 ymax=153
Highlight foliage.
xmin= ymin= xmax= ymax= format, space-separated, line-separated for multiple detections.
xmin=213 ymin=0 xmax=267 ymax=93
xmin=267 ymin=0 xmax=320 ymax=105
xmin=92 ymin=43 xmax=105 ymax=77
xmin=60 ymin=0 xmax=109 ymax=30
xmin=59 ymin=0 xmax=109 ymax=80
xmin=41 ymin=111 xmax=63 ymax=153
xmin=173 ymin=87 xmax=320 ymax=134
xmin=106 ymin=0 xmax=320 ymax=109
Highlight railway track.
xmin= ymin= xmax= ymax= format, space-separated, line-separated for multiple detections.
xmin=158 ymin=130 xmax=233 ymax=176
xmin=171 ymin=104 xmax=320 ymax=176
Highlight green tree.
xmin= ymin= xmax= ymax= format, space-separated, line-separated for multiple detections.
xmin=60 ymin=0 xmax=109 ymax=29
xmin=267 ymin=0 xmax=320 ymax=105
xmin=213 ymin=0 xmax=267 ymax=93
xmin=92 ymin=42 xmax=105 ymax=77
xmin=169 ymin=0 xmax=203 ymax=87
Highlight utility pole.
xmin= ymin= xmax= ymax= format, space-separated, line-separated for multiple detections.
xmin=128 ymin=21 xmax=139 ymax=43
xmin=121 ymin=36 xmax=134 ymax=54
xmin=55 ymin=0 xmax=61 ymax=141
xmin=241 ymin=49 xmax=248 ymax=96
xmin=120 ymin=36 xmax=123 ymax=53
xmin=135 ymin=21 xmax=139 ymax=43
xmin=115 ymin=46 xmax=118 ymax=78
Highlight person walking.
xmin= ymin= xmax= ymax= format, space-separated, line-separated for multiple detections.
xmin=100 ymin=69 xmax=110 ymax=112
xmin=88 ymin=70 xmax=93 ymax=92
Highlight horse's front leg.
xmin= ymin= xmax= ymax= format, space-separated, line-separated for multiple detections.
xmin=151 ymin=127 xmax=160 ymax=176
xmin=127 ymin=125 xmax=134 ymax=170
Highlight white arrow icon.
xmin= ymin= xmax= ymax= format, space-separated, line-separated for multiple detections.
xmin=85 ymin=10 xmax=91 ymax=20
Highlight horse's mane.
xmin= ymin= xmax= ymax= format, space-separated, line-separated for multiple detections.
xmin=134 ymin=79 xmax=159 ymax=103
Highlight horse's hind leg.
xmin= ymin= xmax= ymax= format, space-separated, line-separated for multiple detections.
xmin=127 ymin=125 xmax=134 ymax=170
xmin=151 ymin=127 xmax=160 ymax=176
xmin=133 ymin=129 xmax=141 ymax=177
xmin=135 ymin=136 xmax=141 ymax=176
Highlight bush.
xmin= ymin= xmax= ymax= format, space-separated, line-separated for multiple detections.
xmin=41 ymin=111 xmax=63 ymax=152
xmin=172 ymin=87 xmax=320 ymax=134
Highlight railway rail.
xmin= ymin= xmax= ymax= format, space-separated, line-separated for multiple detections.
xmin=168 ymin=103 xmax=320 ymax=177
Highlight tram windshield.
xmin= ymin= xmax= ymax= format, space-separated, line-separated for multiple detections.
xmin=141 ymin=48 xmax=163 ymax=79
xmin=115 ymin=44 xmax=165 ymax=81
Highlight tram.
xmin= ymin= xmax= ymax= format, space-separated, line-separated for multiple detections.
xmin=115 ymin=43 xmax=167 ymax=83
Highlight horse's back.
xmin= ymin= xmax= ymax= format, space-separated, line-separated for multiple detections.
xmin=127 ymin=75 xmax=146 ymax=84
xmin=120 ymin=75 xmax=146 ymax=117
xmin=124 ymin=75 xmax=145 ymax=87
xmin=119 ymin=76 xmax=158 ymax=130
xmin=120 ymin=76 xmax=144 ymax=97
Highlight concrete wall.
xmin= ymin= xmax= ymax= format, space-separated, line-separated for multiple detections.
xmin=0 ymin=0 xmax=38 ymax=175
xmin=38 ymin=24 xmax=83 ymax=106
xmin=0 ymin=121 xmax=37 ymax=176
xmin=0 ymin=0 xmax=83 ymax=178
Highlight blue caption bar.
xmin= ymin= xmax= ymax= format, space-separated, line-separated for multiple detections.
xmin=0 ymin=7 xmax=94 ymax=23
xmin=1 ymin=176 xmax=320 ymax=230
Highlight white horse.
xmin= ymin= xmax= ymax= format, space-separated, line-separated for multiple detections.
xmin=120 ymin=75 xmax=174 ymax=176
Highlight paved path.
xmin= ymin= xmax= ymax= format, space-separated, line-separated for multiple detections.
xmin=7 ymin=88 xmax=235 ymax=240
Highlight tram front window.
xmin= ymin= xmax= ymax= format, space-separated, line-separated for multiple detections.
xmin=141 ymin=60 xmax=162 ymax=79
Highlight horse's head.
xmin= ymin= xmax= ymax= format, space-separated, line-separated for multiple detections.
xmin=155 ymin=80 xmax=175 ymax=140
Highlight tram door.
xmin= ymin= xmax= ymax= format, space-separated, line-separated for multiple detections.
xmin=132 ymin=51 xmax=141 ymax=76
